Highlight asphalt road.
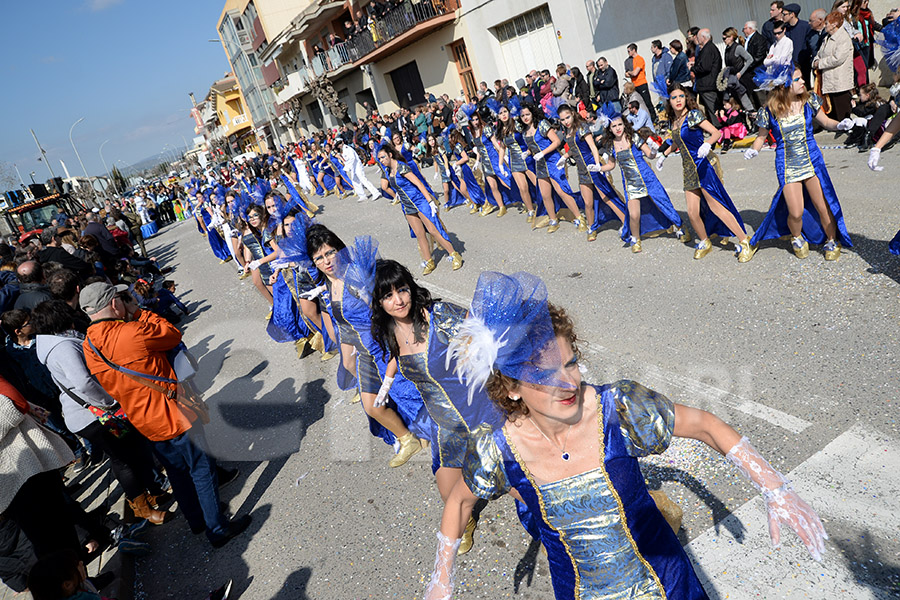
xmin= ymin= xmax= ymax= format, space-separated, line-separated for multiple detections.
xmin=134 ymin=139 xmax=899 ymax=600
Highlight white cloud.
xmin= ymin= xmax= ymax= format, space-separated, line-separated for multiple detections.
xmin=88 ymin=0 xmax=123 ymax=11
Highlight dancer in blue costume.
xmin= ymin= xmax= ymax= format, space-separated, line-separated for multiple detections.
xmin=657 ymin=86 xmax=756 ymax=261
xmin=745 ymin=65 xmax=854 ymax=260
xmin=424 ymin=271 xmax=828 ymax=600
xmin=557 ymin=103 xmax=628 ymax=242
xmin=519 ymin=103 xmax=585 ymax=233
xmin=280 ymin=172 xmax=319 ymax=218
xmin=371 ymin=261 xmax=533 ymax=555
xmin=310 ymin=142 xmax=347 ymax=197
xmin=597 ymin=106 xmax=690 ymax=252
xmin=323 ymin=142 xmax=354 ymax=196
xmin=306 ymin=226 xmax=430 ymax=466
xmin=425 ymin=133 xmax=468 ymax=209
xmin=198 ymin=197 xmax=233 ymax=263
xmin=238 ymin=200 xmax=274 ymax=305
xmin=467 ymin=109 xmax=508 ymax=217
xmin=494 ymin=101 xmax=538 ymax=221
xmin=392 ymin=131 xmax=436 ymax=198
xmin=446 ymin=127 xmax=488 ymax=214
xmin=377 ymin=144 xmax=463 ymax=276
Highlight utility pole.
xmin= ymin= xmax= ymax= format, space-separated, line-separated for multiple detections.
xmin=30 ymin=129 xmax=57 ymax=178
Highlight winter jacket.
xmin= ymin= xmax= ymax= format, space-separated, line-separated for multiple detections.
xmin=551 ymin=74 xmax=572 ymax=98
xmin=692 ymin=42 xmax=723 ymax=92
xmin=816 ymin=27 xmax=854 ymax=94
xmin=0 ymin=390 xmax=74 ymax=513
xmin=595 ymin=66 xmax=620 ymax=105
xmin=36 ymin=333 xmax=117 ymax=434
xmin=669 ymin=52 xmax=690 ymax=84
xmin=0 ymin=272 xmax=18 ymax=313
xmin=12 ymin=283 xmax=52 ymax=312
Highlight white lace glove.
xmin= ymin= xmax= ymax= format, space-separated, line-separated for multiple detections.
xmin=836 ymin=118 xmax=854 ymax=131
xmin=868 ymin=147 xmax=883 ymax=171
xmin=429 ymin=201 xmax=439 ymax=215
xmin=645 ymin=138 xmax=660 ymax=153
xmin=423 ymin=531 xmax=461 ymax=600
xmin=498 ymin=165 xmax=508 ymax=178
xmin=298 ymin=284 xmax=327 ymax=300
xmin=555 ymin=156 xmax=567 ymax=169
xmin=373 ymin=376 xmax=394 ymax=407
xmin=533 ymin=150 xmax=546 ymax=162
xmin=726 ymin=437 xmax=827 ymax=561
xmin=697 ymin=142 xmax=712 ymax=159
xmin=744 ymin=148 xmax=759 ymax=160
xmin=656 ymin=154 xmax=667 ymax=170
xmin=247 ymin=260 xmax=261 ymax=271
xmin=433 ymin=172 xmax=439 ymax=181
xmin=853 ymin=116 xmax=868 ymax=128
xmin=453 ymin=164 xmax=462 ymax=178
xmin=586 ymin=163 xmax=602 ymax=172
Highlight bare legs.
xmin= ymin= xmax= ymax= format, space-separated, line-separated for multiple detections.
xmin=512 ymin=171 xmax=535 ymax=213
xmin=684 ymin=188 xmax=748 ymax=241
xmin=782 ymin=177 xmax=837 ymax=240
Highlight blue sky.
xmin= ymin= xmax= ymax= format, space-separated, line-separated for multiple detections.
xmin=1 ymin=0 xmax=229 ymax=187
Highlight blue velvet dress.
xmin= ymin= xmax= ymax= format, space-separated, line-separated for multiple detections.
xmin=470 ymin=127 xmax=501 ymax=208
xmin=436 ymin=146 xmax=467 ymax=209
xmin=452 ymin=142 xmax=487 ymax=207
xmin=241 ymin=231 xmax=273 ymax=279
xmin=400 ymin=144 xmax=435 ymax=197
xmin=749 ymin=95 xmax=853 ymax=248
xmin=611 ymin=134 xmax=684 ymax=240
xmin=502 ymin=128 xmax=530 ymax=173
xmin=464 ymin=381 xmax=709 ymax=600
xmin=311 ymin=154 xmax=337 ymax=194
xmin=526 ymin=121 xmax=585 ymax=218
xmin=890 ymin=229 xmax=900 ymax=255
xmin=671 ymin=110 xmax=746 ymax=238
xmin=389 ymin=162 xmax=451 ymax=242
xmin=266 ymin=249 xmax=336 ymax=355
xmin=201 ymin=208 xmax=232 ymax=261
xmin=566 ymin=126 xmax=627 ymax=233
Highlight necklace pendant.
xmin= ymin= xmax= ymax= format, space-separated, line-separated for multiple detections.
xmin=561 ymin=452 xmax=570 ymax=461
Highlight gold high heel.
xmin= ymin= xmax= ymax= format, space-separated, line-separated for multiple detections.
xmin=480 ymin=204 xmax=497 ymax=217
xmin=350 ymin=390 xmax=361 ymax=404
xmin=469 ymin=203 xmax=479 ymax=214
xmin=457 ymin=516 xmax=477 ymax=555
xmin=320 ymin=350 xmax=338 ymax=361
xmin=450 ymin=252 xmax=463 ymax=270
xmin=389 ymin=433 xmax=422 ymax=468
xmin=496 ymin=205 xmax=507 ymax=217
xmin=631 ymin=239 xmax=642 ymax=253
xmin=294 ymin=337 xmax=308 ymax=358
xmin=737 ymin=237 xmax=756 ymax=263
xmin=576 ymin=213 xmax=588 ymax=232
xmin=792 ymin=236 xmax=810 ymax=259
xmin=422 ymin=259 xmax=437 ymax=275
xmin=526 ymin=210 xmax=535 ymax=224
xmin=823 ymin=240 xmax=841 ymax=261
xmin=587 ymin=230 xmax=598 ymax=242
xmin=547 ymin=220 xmax=560 ymax=234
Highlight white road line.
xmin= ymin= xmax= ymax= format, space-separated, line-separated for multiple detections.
xmin=687 ymin=425 xmax=899 ymax=599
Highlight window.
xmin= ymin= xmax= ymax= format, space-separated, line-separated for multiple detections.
xmin=234 ymin=17 xmax=244 ymax=31
xmin=494 ymin=4 xmax=552 ymax=42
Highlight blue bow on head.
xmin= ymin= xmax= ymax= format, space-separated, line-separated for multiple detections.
xmin=878 ymin=17 xmax=900 ymax=72
xmin=485 ymin=97 xmax=501 ymax=116
xmin=753 ymin=62 xmax=793 ymax=91
xmin=507 ymin=95 xmax=522 ymax=118
xmin=460 ymin=102 xmax=477 ymax=118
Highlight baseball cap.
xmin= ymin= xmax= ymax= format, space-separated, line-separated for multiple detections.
xmin=783 ymin=3 xmax=801 ymax=15
xmin=80 ymin=282 xmax=130 ymax=315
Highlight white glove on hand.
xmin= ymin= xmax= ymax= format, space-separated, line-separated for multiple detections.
xmin=697 ymin=142 xmax=712 ymax=159
xmin=868 ymin=147 xmax=883 ymax=171
xmin=453 ymin=165 xmax=462 ymax=178
xmin=373 ymin=376 xmax=394 ymax=407
xmin=247 ymin=260 xmax=261 ymax=271
xmin=533 ymin=151 xmax=546 ymax=162
xmin=555 ymin=156 xmax=567 ymax=169
xmin=836 ymin=118 xmax=854 ymax=131
xmin=586 ymin=163 xmax=602 ymax=172
xmin=473 ymin=159 xmax=482 ymax=172
xmin=656 ymin=154 xmax=667 ymax=170
xmin=498 ymin=165 xmax=509 ymax=178
xmin=423 ymin=531 xmax=462 ymax=600
xmin=429 ymin=201 xmax=439 ymax=215
xmin=433 ymin=172 xmax=439 ymax=181
xmin=853 ymin=117 xmax=868 ymax=128
xmin=299 ymin=284 xmax=327 ymax=300
xmin=645 ymin=138 xmax=660 ymax=153
xmin=726 ymin=437 xmax=827 ymax=562
xmin=744 ymin=148 xmax=759 ymax=160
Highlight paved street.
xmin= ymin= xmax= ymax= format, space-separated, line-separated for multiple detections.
xmin=134 ymin=142 xmax=899 ymax=599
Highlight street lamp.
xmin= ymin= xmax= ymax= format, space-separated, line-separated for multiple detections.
xmin=99 ymin=139 xmax=119 ymax=197
xmin=69 ymin=117 xmax=96 ymax=205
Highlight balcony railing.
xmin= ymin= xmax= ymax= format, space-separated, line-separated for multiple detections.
xmin=309 ymin=42 xmax=354 ymax=77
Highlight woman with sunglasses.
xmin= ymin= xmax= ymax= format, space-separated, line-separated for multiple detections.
xmin=657 ymin=86 xmax=755 ymax=261
xmin=239 ymin=201 xmax=274 ymax=305
xmin=466 ymin=109 xmax=508 ymax=217
xmin=424 ymin=271 xmax=827 ymax=600
xmin=306 ymin=226 xmax=427 ymax=468
xmin=493 ymin=101 xmax=537 ymax=222
xmin=446 ymin=127 xmax=488 ymax=214
xmin=377 ymin=144 xmax=463 ymax=276
xmin=744 ymin=65 xmax=853 ymax=260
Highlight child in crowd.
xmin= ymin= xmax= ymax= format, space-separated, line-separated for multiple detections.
xmin=716 ymin=96 xmax=747 ymax=152
xmin=157 ymin=280 xmax=190 ymax=323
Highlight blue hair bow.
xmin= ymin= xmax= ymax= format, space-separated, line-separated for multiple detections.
xmin=878 ymin=17 xmax=900 ymax=72
xmin=753 ymin=62 xmax=793 ymax=91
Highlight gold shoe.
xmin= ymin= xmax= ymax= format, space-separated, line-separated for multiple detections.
xmin=631 ymin=239 xmax=642 ymax=253
xmin=823 ymin=240 xmax=841 ymax=261
xmin=238 ymin=269 xmax=251 ymax=280
xmin=457 ymin=516 xmax=477 ymax=555
xmin=693 ymin=239 xmax=713 ymax=260
xmin=526 ymin=211 xmax=535 ymax=224
xmin=469 ymin=204 xmax=479 ymax=214
xmin=587 ymin=230 xmax=598 ymax=242
xmin=496 ymin=205 xmax=507 ymax=218
xmin=350 ymin=391 xmax=361 ymax=404
xmin=547 ymin=220 xmax=560 ymax=234
xmin=677 ymin=229 xmax=692 ymax=244
xmin=480 ymin=204 xmax=497 ymax=217
xmin=450 ymin=252 xmax=463 ymax=270
xmin=308 ymin=331 xmax=325 ymax=354
xmin=294 ymin=337 xmax=308 ymax=358
xmin=532 ymin=215 xmax=550 ymax=229
xmin=737 ymin=237 xmax=757 ymax=263
xmin=389 ymin=433 xmax=422 ymax=468
xmin=576 ymin=214 xmax=588 ymax=232
xmin=305 ymin=209 xmax=316 ymax=218
xmin=422 ymin=259 xmax=437 ymax=275
xmin=320 ymin=350 xmax=338 ymax=362
xmin=391 ymin=196 xmax=400 ymax=205
xmin=791 ymin=236 xmax=810 ymax=259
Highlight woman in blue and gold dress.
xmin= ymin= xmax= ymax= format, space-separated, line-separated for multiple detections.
xmin=657 ymin=87 xmax=755 ymax=261
xmin=424 ymin=271 xmax=827 ymax=600
xmin=494 ymin=101 xmax=537 ymax=222
xmin=597 ymin=107 xmax=689 ymax=252
xmin=238 ymin=200 xmax=274 ymax=306
xmin=447 ymin=127 xmax=488 ymax=214
xmin=744 ymin=65 xmax=854 ymax=260
xmin=425 ymin=133 xmax=467 ymax=210
xmin=467 ymin=110 xmax=507 ymax=217
xmin=306 ymin=226 xmax=431 ymax=467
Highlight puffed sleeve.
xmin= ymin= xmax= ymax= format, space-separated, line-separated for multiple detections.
xmin=397 ymin=162 xmax=410 ymax=176
xmin=807 ymin=93 xmax=824 ymax=114
xmin=462 ymin=424 xmax=511 ymax=500
xmin=538 ymin=119 xmax=552 ymax=137
xmin=610 ymin=380 xmax=675 ymax=457
xmin=755 ymin=107 xmax=773 ymax=130
xmin=686 ymin=109 xmax=705 ymax=129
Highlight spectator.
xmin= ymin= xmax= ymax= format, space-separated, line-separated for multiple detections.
xmin=742 ymin=21 xmax=767 ymax=108
xmin=692 ymin=29 xmax=723 ymax=124
xmin=551 ymin=63 xmax=572 ymax=99
xmin=814 ymin=10 xmax=855 ymax=120
xmin=807 ymin=9 xmax=828 ymax=57
xmin=846 ymin=82 xmax=892 ymax=150
xmin=716 ymin=97 xmax=748 ymax=152
xmin=781 ymin=3 xmax=813 ymax=83
xmin=46 ymin=269 xmax=91 ymax=333
xmin=13 ymin=261 xmax=52 ymax=312
xmin=668 ymin=40 xmax=691 ymax=87
xmin=763 ymin=0 xmax=785 ymax=45
xmin=651 ymin=39 xmax=673 ymax=88
xmin=584 ymin=59 xmax=603 ymax=109
xmin=765 ymin=20 xmax=793 ymax=67
xmin=685 ymin=26 xmax=701 ymax=56
xmin=157 ymin=281 xmax=190 ymax=323
xmin=35 ymin=230 xmax=92 ymax=280
xmin=80 ymin=282 xmax=250 ymax=548
xmin=722 ymin=27 xmax=756 ymax=111
xmin=856 ymin=0 xmax=880 ymax=81
xmin=625 ymin=43 xmax=654 ymax=119
xmin=594 ymin=57 xmax=620 ymax=108
xmin=621 ymin=80 xmax=649 ymax=114
xmin=626 ymin=100 xmax=656 ymax=132
xmin=0 ymin=268 xmax=19 ymax=313
xmin=568 ymin=66 xmax=590 ymax=110
xmin=414 ymin=106 xmax=429 ymax=135
xmin=81 ymin=211 xmax=120 ymax=262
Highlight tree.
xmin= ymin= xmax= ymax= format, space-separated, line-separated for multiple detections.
xmin=110 ymin=166 xmax=129 ymax=194
xmin=0 ymin=162 xmax=20 ymax=193
xmin=309 ymin=73 xmax=348 ymax=122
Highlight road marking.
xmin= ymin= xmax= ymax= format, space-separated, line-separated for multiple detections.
xmin=687 ymin=425 xmax=899 ymax=599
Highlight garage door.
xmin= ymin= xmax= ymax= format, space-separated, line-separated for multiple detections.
xmin=494 ymin=5 xmax=562 ymax=79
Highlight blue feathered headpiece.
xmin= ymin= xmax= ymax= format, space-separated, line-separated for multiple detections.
xmin=544 ymin=96 xmax=567 ymax=120
xmin=280 ymin=174 xmax=313 ymax=215
xmin=753 ymin=63 xmax=793 ymax=91
xmin=336 ymin=236 xmax=379 ymax=306
xmin=460 ymin=102 xmax=477 ymax=118
xmin=878 ymin=17 xmax=900 ymax=72
xmin=506 ymin=95 xmax=522 ymax=118
xmin=650 ymin=71 xmax=669 ymax=99
xmin=446 ymin=271 xmax=569 ymax=405
xmin=485 ymin=97 xmax=502 ymax=116
xmin=596 ymin=101 xmax=621 ymax=129
xmin=277 ymin=213 xmax=316 ymax=270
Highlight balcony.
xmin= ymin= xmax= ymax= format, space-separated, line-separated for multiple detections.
xmin=275 ymin=69 xmax=310 ymax=104
xmin=344 ymin=0 xmax=458 ymax=65
xmin=309 ymin=42 xmax=355 ymax=78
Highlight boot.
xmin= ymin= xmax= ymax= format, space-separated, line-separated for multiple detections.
xmin=389 ymin=433 xmax=422 ymax=467
xmin=129 ymin=492 xmax=172 ymax=525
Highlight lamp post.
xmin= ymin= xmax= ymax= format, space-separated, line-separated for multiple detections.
xmin=69 ymin=117 xmax=96 ymax=205
xmin=99 ymin=139 xmax=119 ymax=197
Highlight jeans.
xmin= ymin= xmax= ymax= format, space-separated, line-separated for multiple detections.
xmin=152 ymin=428 xmax=227 ymax=541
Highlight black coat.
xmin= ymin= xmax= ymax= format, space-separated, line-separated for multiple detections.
xmin=595 ymin=66 xmax=619 ymax=105
xmin=692 ymin=43 xmax=722 ymax=92
xmin=570 ymin=77 xmax=590 ymax=108
xmin=746 ymin=31 xmax=768 ymax=71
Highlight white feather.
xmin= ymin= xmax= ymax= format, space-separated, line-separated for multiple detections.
xmin=445 ymin=314 xmax=509 ymax=405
